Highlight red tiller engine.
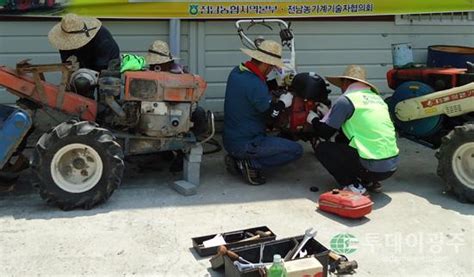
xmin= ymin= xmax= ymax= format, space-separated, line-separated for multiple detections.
xmin=288 ymin=97 xmax=317 ymax=133
xmin=273 ymin=72 xmax=331 ymax=140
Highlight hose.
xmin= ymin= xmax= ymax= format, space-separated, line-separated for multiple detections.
xmin=203 ymin=138 xmax=222 ymax=155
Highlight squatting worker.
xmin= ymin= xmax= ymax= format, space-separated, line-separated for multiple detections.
xmin=48 ymin=13 xmax=120 ymax=73
xmin=223 ymin=39 xmax=303 ymax=185
xmin=305 ymin=65 xmax=399 ymax=195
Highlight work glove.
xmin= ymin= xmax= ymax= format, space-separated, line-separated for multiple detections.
xmin=279 ymin=92 xmax=293 ymax=108
xmin=306 ymin=110 xmax=319 ymax=124
xmin=316 ymin=103 xmax=330 ymax=118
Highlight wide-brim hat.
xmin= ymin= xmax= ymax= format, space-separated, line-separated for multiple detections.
xmin=145 ymin=40 xmax=178 ymax=65
xmin=48 ymin=13 xmax=101 ymax=51
xmin=326 ymin=65 xmax=379 ymax=93
xmin=241 ymin=39 xmax=284 ymax=68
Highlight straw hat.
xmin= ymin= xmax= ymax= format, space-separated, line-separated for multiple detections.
xmin=241 ymin=40 xmax=284 ymax=68
xmin=48 ymin=13 xmax=102 ymax=51
xmin=146 ymin=40 xmax=177 ymax=65
xmin=326 ymin=65 xmax=379 ymax=93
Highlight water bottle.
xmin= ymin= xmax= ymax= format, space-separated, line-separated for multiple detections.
xmin=268 ymin=254 xmax=287 ymax=277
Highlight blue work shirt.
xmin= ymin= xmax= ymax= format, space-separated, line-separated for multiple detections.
xmin=223 ymin=65 xmax=272 ymax=153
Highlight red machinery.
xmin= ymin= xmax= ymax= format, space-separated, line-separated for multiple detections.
xmin=387 ymin=67 xmax=471 ymax=91
xmin=0 ymin=59 xmax=213 ymax=210
xmin=0 ymin=62 xmax=97 ymax=121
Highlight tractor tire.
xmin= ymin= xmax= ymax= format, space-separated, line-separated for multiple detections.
xmin=31 ymin=120 xmax=124 ymax=210
xmin=436 ymin=123 xmax=474 ymax=203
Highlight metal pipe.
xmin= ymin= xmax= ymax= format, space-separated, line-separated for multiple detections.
xmin=169 ymin=19 xmax=181 ymax=58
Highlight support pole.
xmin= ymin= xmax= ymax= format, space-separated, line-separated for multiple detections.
xmin=169 ymin=19 xmax=181 ymax=58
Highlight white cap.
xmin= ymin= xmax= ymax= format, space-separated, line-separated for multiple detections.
xmin=273 ymin=254 xmax=282 ymax=263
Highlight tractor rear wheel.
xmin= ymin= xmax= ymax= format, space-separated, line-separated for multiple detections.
xmin=31 ymin=120 xmax=124 ymax=210
xmin=436 ymin=123 xmax=474 ymax=203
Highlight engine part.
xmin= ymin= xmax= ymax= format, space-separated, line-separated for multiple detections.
xmin=138 ymin=102 xmax=192 ymax=137
xmin=124 ymin=71 xmax=206 ymax=102
xmin=98 ymin=76 xmax=121 ymax=97
xmin=290 ymin=72 xmax=331 ymax=103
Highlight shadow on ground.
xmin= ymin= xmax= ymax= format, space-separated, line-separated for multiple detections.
xmin=0 ymin=138 xmax=471 ymax=221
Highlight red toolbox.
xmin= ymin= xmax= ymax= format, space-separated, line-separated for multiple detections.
xmin=318 ymin=190 xmax=373 ymax=219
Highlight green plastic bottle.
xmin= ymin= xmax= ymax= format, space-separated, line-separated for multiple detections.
xmin=268 ymin=254 xmax=287 ymax=277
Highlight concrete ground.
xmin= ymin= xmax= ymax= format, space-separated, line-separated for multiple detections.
xmin=0 ymin=137 xmax=472 ymax=276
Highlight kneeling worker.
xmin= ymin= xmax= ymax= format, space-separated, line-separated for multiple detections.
xmin=306 ymin=65 xmax=399 ymax=194
xmin=223 ymin=39 xmax=303 ymax=185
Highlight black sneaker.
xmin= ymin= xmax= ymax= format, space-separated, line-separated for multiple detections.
xmin=241 ymin=160 xmax=266 ymax=186
xmin=224 ymin=155 xmax=241 ymax=175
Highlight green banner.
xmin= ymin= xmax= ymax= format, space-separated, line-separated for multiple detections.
xmin=0 ymin=0 xmax=473 ymax=18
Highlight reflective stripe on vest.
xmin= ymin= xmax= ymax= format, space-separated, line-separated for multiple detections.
xmin=342 ymin=89 xmax=399 ymax=160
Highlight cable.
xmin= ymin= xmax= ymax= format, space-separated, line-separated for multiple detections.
xmin=203 ymin=138 xmax=222 ymax=155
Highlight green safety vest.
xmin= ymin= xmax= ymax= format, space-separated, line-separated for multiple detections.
xmin=342 ymin=89 xmax=399 ymax=160
xmin=120 ymin=54 xmax=146 ymax=73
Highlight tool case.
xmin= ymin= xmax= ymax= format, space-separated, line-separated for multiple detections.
xmin=223 ymin=235 xmax=329 ymax=277
xmin=192 ymin=226 xmax=276 ymax=257
xmin=318 ymin=189 xmax=373 ymax=219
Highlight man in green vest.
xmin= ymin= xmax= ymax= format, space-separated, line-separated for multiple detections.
xmin=304 ymin=65 xmax=399 ymax=194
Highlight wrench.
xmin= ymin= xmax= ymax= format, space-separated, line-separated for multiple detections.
xmin=259 ymin=243 xmax=265 ymax=263
xmin=290 ymin=227 xmax=317 ymax=260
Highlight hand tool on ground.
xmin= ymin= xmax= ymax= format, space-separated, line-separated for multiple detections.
xmin=288 ymin=228 xmax=317 ymax=260
xmin=244 ymin=231 xmax=255 ymax=238
xmin=237 ymin=230 xmax=272 ymax=243
xmin=328 ymin=251 xmax=358 ymax=274
xmin=234 ymin=261 xmax=269 ymax=271
xmin=216 ymin=245 xmax=253 ymax=264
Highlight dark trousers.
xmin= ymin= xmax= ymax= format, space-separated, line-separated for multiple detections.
xmin=227 ymin=136 xmax=303 ymax=169
xmin=315 ymin=141 xmax=395 ymax=187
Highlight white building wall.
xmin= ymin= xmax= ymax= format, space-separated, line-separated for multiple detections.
xmin=0 ymin=19 xmax=473 ymax=115
xmin=198 ymin=20 xmax=474 ymax=114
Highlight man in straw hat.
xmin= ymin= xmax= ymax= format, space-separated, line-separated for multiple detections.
xmin=145 ymin=40 xmax=186 ymax=74
xmin=223 ymin=39 xmax=303 ymax=185
xmin=306 ymin=65 xmax=399 ymax=195
xmin=48 ymin=13 xmax=120 ymax=73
